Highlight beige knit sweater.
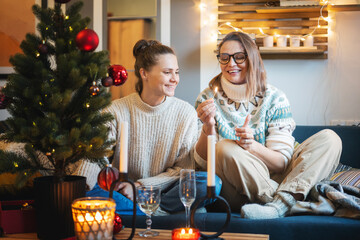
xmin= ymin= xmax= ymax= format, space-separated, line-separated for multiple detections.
xmin=74 ymin=93 xmax=199 ymax=191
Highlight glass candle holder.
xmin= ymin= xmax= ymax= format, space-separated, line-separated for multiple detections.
xmin=304 ymin=35 xmax=314 ymax=47
xmin=276 ymin=35 xmax=287 ymax=47
xmin=71 ymin=197 xmax=116 ymax=240
xmin=172 ymin=228 xmax=200 ymax=240
xmin=263 ymin=36 xmax=274 ymax=47
xmin=290 ymin=35 xmax=301 ymax=47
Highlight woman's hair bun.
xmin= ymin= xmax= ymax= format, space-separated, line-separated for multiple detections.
xmin=133 ymin=39 xmax=161 ymax=58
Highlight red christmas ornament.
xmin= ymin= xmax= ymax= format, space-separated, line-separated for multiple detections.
xmin=55 ymin=0 xmax=71 ymax=3
xmin=108 ymin=65 xmax=128 ymax=86
xmin=113 ymin=213 xmax=124 ymax=234
xmin=0 ymin=87 xmax=11 ymax=109
xmin=75 ymin=29 xmax=99 ymax=52
xmin=101 ymin=76 xmax=113 ymax=87
xmin=97 ymin=164 xmax=121 ymax=191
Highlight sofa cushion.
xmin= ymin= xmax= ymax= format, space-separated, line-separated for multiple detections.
xmin=330 ymin=170 xmax=360 ymax=187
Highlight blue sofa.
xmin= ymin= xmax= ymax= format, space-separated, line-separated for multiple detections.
xmin=122 ymin=126 xmax=360 ymax=240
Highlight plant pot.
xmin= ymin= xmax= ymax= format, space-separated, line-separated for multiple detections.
xmin=34 ymin=175 xmax=86 ymax=240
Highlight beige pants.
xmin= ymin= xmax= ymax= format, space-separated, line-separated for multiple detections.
xmin=215 ymin=129 xmax=342 ymax=212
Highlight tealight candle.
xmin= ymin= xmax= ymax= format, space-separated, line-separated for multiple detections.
xmin=172 ymin=228 xmax=200 ymax=240
xmin=119 ymin=121 xmax=128 ymax=173
xmin=207 ymin=135 xmax=216 ymax=187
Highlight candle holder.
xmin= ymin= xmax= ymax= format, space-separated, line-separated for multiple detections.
xmin=172 ymin=227 xmax=201 ymax=240
xmin=190 ymin=186 xmax=231 ymax=239
xmin=71 ymin=197 xmax=116 ymax=240
xmin=109 ymin=172 xmax=137 ymax=240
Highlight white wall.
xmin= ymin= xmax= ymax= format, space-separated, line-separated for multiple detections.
xmin=201 ymin=3 xmax=360 ymax=125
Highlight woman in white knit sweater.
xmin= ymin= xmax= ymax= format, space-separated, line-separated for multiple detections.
xmin=81 ymin=39 xmax=221 ymax=215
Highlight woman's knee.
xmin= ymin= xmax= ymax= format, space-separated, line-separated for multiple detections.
xmin=318 ymin=129 xmax=342 ymax=151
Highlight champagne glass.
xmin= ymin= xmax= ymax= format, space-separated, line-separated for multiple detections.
xmin=136 ymin=186 xmax=161 ymax=237
xmin=179 ymin=169 xmax=196 ymax=228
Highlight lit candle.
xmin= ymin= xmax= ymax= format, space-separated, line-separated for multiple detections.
xmin=213 ymin=86 xmax=218 ymax=98
xmin=119 ymin=121 xmax=128 ymax=173
xmin=172 ymin=228 xmax=200 ymax=240
xmin=72 ymin=197 xmax=116 ymax=240
xmin=207 ymin=135 xmax=216 ymax=187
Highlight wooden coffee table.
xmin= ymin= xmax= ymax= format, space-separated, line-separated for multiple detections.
xmin=3 ymin=228 xmax=269 ymax=240
xmin=116 ymin=228 xmax=269 ymax=240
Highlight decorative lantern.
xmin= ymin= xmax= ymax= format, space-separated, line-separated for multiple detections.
xmin=71 ymin=197 xmax=116 ymax=240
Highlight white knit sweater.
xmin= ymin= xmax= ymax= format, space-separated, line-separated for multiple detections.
xmin=74 ymin=93 xmax=199 ymax=190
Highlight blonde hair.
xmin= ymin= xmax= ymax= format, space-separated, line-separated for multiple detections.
xmin=210 ymin=32 xmax=267 ymax=99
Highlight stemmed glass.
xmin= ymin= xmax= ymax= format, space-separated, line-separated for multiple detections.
xmin=136 ymin=186 xmax=161 ymax=237
xmin=179 ymin=169 xmax=196 ymax=228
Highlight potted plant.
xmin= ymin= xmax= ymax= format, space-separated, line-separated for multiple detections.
xmin=0 ymin=1 xmax=114 ymax=239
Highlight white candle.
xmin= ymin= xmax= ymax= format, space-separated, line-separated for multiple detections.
xmin=304 ymin=35 xmax=314 ymax=47
xmin=119 ymin=121 xmax=128 ymax=173
xmin=263 ymin=36 xmax=274 ymax=47
xmin=207 ymin=135 xmax=216 ymax=186
xmin=276 ymin=35 xmax=287 ymax=47
xmin=290 ymin=35 xmax=300 ymax=47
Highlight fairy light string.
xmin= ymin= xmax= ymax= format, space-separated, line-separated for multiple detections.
xmin=211 ymin=0 xmax=333 ymax=44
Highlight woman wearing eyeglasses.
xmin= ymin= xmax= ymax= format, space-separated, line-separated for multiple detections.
xmin=194 ymin=32 xmax=342 ymax=219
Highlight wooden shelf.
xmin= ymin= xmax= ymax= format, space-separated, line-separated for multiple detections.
xmin=328 ymin=4 xmax=360 ymax=12
xmin=256 ymin=6 xmax=325 ymax=13
xmin=218 ymin=1 xmax=332 ymax=59
xmin=255 ymin=4 xmax=360 ymax=13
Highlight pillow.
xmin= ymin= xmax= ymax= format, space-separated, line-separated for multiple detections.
xmin=330 ymin=170 xmax=360 ymax=188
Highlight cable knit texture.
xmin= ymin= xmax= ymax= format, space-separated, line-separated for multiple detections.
xmin=77 ymin=93 xmax=199 ymax=191
xmin=194 ymin=78 xmax=296 ymax=170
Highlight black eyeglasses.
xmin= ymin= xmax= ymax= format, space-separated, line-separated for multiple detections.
xmin=217 ymin=52 xmax=248 ymax=65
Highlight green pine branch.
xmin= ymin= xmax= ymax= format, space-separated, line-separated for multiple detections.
xmin=1 ymin=1 xmax=114 ymax=181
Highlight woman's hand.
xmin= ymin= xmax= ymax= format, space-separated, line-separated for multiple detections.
xmin=197 ymin=99 xmax=216 ymax=135
xmin=235 ymin=115 xmax=254 ymax=151
xmin=118 ymin=182 xmax=142 ymax=201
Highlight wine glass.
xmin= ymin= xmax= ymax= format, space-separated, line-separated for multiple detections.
xmin=136 ymin=186 xmax=161 ymax=237
xmin=179 ymin=169 xmax=196 ymax=228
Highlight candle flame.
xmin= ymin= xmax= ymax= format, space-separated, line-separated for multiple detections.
xmin=214 ymin=87 xmax=218 ymax=95
xmin=85 ymin=213 xmax=94 ymax=222
xmin=95 ymin=211 xmax=103 ymax=221
xmin=189 ymin=228 xmax=193 ymax=234
xmin=181 ymin=229 xmax=185 ymax=234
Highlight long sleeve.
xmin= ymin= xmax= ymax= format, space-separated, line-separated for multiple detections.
xmin=104 ymin=93 xmax=199 ymax=191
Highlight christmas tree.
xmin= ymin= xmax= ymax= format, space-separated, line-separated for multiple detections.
xmin=0 ymin=0 xmax=114 ymax=185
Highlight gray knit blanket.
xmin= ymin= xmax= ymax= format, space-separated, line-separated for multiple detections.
xmin=290 ymin=181 xmax=360 ymax=219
